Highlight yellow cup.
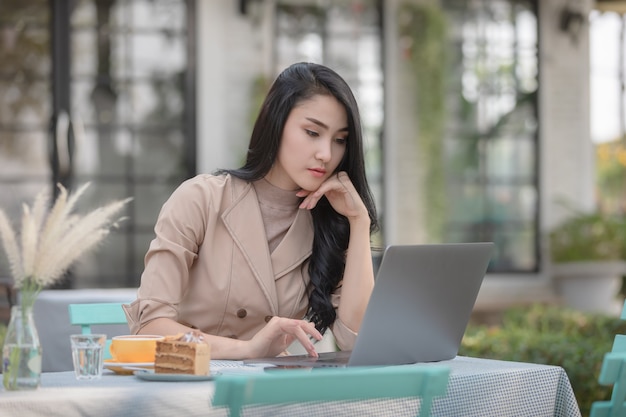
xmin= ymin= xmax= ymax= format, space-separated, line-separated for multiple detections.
xmin=109 ymin=335 xmax=164 ymax=363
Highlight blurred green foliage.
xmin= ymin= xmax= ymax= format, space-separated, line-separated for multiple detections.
xmin=0 ymin=323 xmax=5 ymax=356
xmin=460 ymin=304 xmax=626 ymax=416
xmin=549 ymin=211 xmax=626 ymax=262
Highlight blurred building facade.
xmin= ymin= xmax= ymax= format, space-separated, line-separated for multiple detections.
xmin=198 ymin=0 xmax=597 ymax=311
xmin=0 ymin=0 xmax=599 ymax=311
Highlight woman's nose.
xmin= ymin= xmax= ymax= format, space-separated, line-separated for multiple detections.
xmin=315 ymin=139 xmax=332 ymax=162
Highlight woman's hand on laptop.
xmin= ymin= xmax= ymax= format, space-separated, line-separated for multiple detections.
xmin=246 ymin=316 xmax=322 ymax=359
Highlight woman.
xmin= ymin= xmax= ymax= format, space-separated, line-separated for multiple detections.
xmin=123 ymin=62 xmax=379 ymax=360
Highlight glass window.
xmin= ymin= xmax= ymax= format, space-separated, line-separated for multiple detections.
xmin=447 ymin=0 xmax=539 ymax=272
xmin=0 ymin=0 xmax=195 ymax=289
xmin=399 ymin=0 xmax=539 ymax=272
xmin=68 ymin=0 xmax=195 ymax=287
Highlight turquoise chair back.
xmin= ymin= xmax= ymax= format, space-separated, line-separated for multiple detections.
xmin=68 ymin=303 xmax=127 ymax=360
xmin=212 ymin=365 xmax=450 ymax=417
xmin=591 ymin=299 xmax=626 ymax=417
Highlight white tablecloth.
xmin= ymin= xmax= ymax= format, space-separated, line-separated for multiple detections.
xmin=0 ymin=356 xmax=581 ymax=417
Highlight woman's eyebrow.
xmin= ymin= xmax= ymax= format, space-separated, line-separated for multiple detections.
xmin=305 ymin=117 xmax=349 ymax=132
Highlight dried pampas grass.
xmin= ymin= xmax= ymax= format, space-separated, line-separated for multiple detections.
xmin=0 ymin=183 xmax=131 ymax=301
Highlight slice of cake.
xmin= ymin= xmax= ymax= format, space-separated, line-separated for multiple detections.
xmin=154 ymin=332 xmax=211 ymax=375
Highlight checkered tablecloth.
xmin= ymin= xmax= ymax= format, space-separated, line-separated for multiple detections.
xmin=0 ymin=356 xmax=581 ymax=417
xmin=429 ymin=356 xmax=581 ymax=417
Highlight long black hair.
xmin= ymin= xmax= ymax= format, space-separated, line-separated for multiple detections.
xmin=221 ymin=62 xmax=378 ymax=334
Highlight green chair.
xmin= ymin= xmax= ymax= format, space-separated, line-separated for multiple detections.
xmin=68 ymin=302 xmax=128 ymax=360
xmin=591 ymin=299 xmax=626 ymax=417
xmin=212 ymin=365 xmax=450 ymax=417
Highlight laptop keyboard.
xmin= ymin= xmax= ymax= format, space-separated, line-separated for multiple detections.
xmin=210 ymin=360 xmax=274 ymax=374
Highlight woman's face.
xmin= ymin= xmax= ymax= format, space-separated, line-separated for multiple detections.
xmin=266 ymin=94 xmax=348 ymax=191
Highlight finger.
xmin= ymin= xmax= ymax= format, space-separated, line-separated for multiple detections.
xmin=303 ymin=321 xmax=323 ymax=341
xmin=299 ymin=188 xmax=326 ymax=209
xmin=323 ymin=173 xmax=353 ymax=199
xmin=336 ymin=171 xmax=357 ymax=193
xmin=293 ymin=326 xmax=319 ymax=358
xmin=299 ymin=175 xmax=347 ymax=210
xmin=302 ymin=325 xmax=323 ymax=358
xmin=291 ymin=321 xmax=322 ymax=356
xmin=299 ymin=193 xmax=320 ymax=210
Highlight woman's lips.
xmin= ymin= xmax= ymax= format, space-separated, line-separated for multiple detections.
xmin=308 ymin=168 xmax=326 ymax=178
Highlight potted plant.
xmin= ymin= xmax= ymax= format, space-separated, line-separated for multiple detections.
xmin=549 ymin=210 xmax=626 ymax=315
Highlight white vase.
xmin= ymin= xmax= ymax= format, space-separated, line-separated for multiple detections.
xmin=552 ymin=261 xmax=625 ymax=316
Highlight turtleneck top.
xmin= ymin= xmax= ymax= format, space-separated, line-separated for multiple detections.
xmin=253 ymin=178 xmax=300 ymax=253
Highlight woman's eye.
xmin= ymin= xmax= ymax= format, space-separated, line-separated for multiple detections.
xmin=334 ymin=137 xmax=347 ymax=145
xmin=305 ymin=129 xmax=319 ymax=137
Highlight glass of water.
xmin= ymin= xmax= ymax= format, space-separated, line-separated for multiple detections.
xmin=70 ymin=334 xmax=107 ymax=380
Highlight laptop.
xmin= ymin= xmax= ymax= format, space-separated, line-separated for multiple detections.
xmin=243 ymin=242 xmax=494 ymax=368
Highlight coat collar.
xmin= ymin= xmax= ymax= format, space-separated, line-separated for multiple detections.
xmin=221 ymin=179 xmax=313 ymax=314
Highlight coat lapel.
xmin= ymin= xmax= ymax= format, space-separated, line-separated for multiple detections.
xmin=271 ymin=208 xmax=313 ymax=278
xmin=221 ymin=181 xmax=313 ymax=315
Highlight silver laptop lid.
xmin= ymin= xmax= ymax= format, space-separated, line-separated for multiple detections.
xmin=347 ymin=242 xmax=493 ymax=366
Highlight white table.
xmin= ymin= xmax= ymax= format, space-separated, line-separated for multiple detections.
xmin=0 ymin=356 xmax=581 ymax=417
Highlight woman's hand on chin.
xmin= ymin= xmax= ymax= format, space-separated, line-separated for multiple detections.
xmin=245 ymin=316 xmax=322 ymax=359
xmin=297 ymin=172 xmax=369 ymax=224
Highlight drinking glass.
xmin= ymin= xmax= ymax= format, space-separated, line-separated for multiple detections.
xmin=70 ymin=334 xmax=106 ymax=380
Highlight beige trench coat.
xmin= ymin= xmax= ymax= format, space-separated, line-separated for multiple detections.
xmin=123 ymin=174 xmax=356 ymax=350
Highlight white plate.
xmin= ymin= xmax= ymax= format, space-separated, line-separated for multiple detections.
xmin=103 ymin=361 xmax=154 ymax=374
xmin=134 ymin=369 xmax=217 ymax=382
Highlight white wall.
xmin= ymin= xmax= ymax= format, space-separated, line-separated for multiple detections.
xmin=382 ymin=0 xmax=424 ymax=245
xmin=540 ymin=0 xmax=595 ymax=229
xmin=197 ymin=0 xmax=270 ymax=174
